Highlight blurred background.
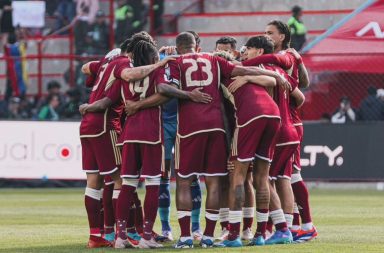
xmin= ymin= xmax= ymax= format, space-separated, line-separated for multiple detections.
xmin=0 ymin=0 xmax=383 ymax=185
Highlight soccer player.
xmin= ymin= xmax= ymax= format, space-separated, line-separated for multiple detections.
xmin=214 ymin=36 xmax=240 ymax=60
xmin=213 ymin=41 xmax=256 ymax=241
xmin=157 ymin=32 xmax=286 ymax=248
xmin=241 ymin=36 xmax=305 ymax=245
xmin=79 ymin=32 xmax=171 ymax=248
xmin=155 ymin=31 xmax=204 ymax=241
xmin=216 ymin=36 xmax=286 ymax=247
xmin=262 ymin=20 xmax=317 ymax=241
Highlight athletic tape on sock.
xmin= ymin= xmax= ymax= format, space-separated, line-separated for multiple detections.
xmin=291 ymin=173 xmax=303 ymax=184
xmin=85 ymin=187 xmax=101 ymax=200
xmin=242 ymin=207 xmax=255 ymax=218
xmin=122 ymin=178 xmax=139 ymax=187
xmin=145 ymin=177 xmax=161 ymax=186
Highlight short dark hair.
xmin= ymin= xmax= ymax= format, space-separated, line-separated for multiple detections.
xmin=186 ymin=31 xmax=200 ymax=47
xmin=291 ymin=5 xmax=302 ymax=16
xmin=267 ymin=20 xmax=291 ymax=50
xmin=216 ymin=36 xmax=237 ymax=49
xmin=120 ymin=31 xmax=156 ymax=53
xmin=131 ymin=40 xmax=159 ymax=67
xmin=47 ymin=80 xmax=61 ymax=90
xmin=176 ymin=32 xmax=196 ymax=50
xmin=245 ymin=36 xmax=274 ymax=54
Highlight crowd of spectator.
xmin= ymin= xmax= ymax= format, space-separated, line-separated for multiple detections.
xmin=331 ymin=87 xmax=384 ymax=124
xmin=0 ymin=80 xmax=86 ymax=121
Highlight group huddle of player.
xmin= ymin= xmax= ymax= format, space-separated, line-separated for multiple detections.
xmin=78 ymin=19 xmax=318 ymax=249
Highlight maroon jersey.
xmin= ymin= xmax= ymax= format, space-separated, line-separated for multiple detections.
xmin=167 ymin=53 xmax=235 ymax=137
xmin=80 ymin=56 xmax=131 ymax=137
xmin=243 ymin=51 xmax=303 ymax=125
xmin=221 ymin=79 xmax=280 ymax=127
xmin=117 ymin=67 xmax=167 ymax=144
xmin=264 ymin=65 xmax=299 ymax=144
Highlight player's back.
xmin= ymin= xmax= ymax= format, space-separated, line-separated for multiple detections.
xmin=80 ymin=56 xmax=130 ymax=137
xmin=119 ymin=67 xmax=166 ymax=144
xmin=222 ymin=79 xmax=280 ymax=127
xmin=264 ymin=64 xmax=299 ymax=144
xmin=169 ymin=53 xmax=234 ymax=136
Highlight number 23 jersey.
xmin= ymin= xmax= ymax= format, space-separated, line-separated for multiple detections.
xmin=166 ymin=53 xmax=235 ymax=137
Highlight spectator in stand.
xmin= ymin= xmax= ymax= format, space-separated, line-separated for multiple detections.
xmin=38 ymin=94 xmax=60 ymax=121
xmin=4 ymin=32 xmax=28 ymax=100
xmin=74 ymin=3 xmax=92 ymax=55
xmin=153 ymin=0 xmax=164 ymax=35
xmin=5 ymin=97 xmax=21 ymax=119
xmin=36 ymin=80 xmax=65 ymax=114
xmin=288 ymin=5 xmax=307 ymax=51
xmin=54 ymin=0 xmax=76 ymax=33
xmin=0 ymin=0 xmax=14 ymax=45
xmin=376 ymin=89 xmax=384 ymax=120
xmin=115 ymin=0 xmax=132 ymax=45
xmin=61 ymin=87 xmax=83 ymax=119
xmin=114 ymin=0 xmax=147 ymax=45
xmin=88 ymin=10 xmax=109 ymax=55
xmin=76 ymin=0 xmax=99 ymax=25
xmin=331 ymin=96 xmax=356 ymax=124
xmin=358 ymin=87 xmax=383 ymax=121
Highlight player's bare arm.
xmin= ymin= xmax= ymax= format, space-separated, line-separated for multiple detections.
xmin=287 ymin=48 xmax=310 ymax=88
xmin=120 ymin=57 xmax=176 ymax=83
xmin=291 ymin=87 xmax=305 ymax=108
xmin=228 ymin=75 xmax=276 ymax=93
xmin=81 ymin=61 xmax=99 ymax=75
xmin=79 ymin=97 xmax=113 ymax=115
xmin=157 ymin=83 xmax=212 ymax=103
xmin=124 ymin=93 xmax=169 ymax=116
xmin=232 ymin=66 xmax=291 ymax=91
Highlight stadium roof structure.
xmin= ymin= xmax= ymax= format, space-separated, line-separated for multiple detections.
xmin=302 ymin=0 xmax=384 ymax=73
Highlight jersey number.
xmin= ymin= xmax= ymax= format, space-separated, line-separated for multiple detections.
xmin=92 ymin=63 xmax=108 ymax=91
xmin=129 ymin=77 xmax=149 ymax=100
xmin=183 ymin=58 xmax=213 ymax=87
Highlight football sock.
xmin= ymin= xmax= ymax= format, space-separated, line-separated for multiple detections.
xmin=242 ymin=207 xmax=254 ymax=231
xmin=228 ymin=210 xmax=242 ymax=240
xmin=85 ymin=187 xmax=102 ymax=237
xmin=158 ymin=178 xmax=171 ymax=231
xmin=203 ymin=209 xmax=219 ymax=237
xmin=177 ymin=210 xmax=192 ymax=237
xmin=255 ymin=209 xmax=269 ymax=238
xmin=191 ymin=180 xmax=202 ymax=232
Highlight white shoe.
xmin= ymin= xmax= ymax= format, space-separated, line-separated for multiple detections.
xmin=216 ymin=228 xmax=229 ymax=241
xmin=241 ymin=227 xmax=253 ymax=240
xmin=138 ymin=238 xmax=164 ymax=248
xmin=192 ymin=230 xmax=203 ymax=241
xmin=114 ymin=237 xmax=129 ymax=249
xmin=162 ymin=230 xmax=174 ymax=241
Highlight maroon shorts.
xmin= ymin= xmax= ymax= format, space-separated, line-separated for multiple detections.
xmin=269 ymin=143 xmax=298 ymax=180
xmin=231 ymin=118 xmax=280 ymax=163
xmin=120 ymin=143 xmax=163 ymax=178
xmin=293 ymin=125 xmax=304 ymax=171
xmin=81 ymin=130 xmax=121 ymax=175
xmin=175 ymin=131 xmax=227 ymax=178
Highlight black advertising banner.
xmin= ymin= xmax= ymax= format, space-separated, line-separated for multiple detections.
xmin=300 ymin=123 xmax=384 ymax=181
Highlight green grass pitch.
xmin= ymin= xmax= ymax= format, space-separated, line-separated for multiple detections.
xmin=1 ymin=188 xmax=384 ymax=253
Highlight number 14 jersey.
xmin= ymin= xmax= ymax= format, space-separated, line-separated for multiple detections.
xmin=166 ymin=53 xmax=235 ymax=137
xmin=115 ymin=67 xmax=168 ymax=144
